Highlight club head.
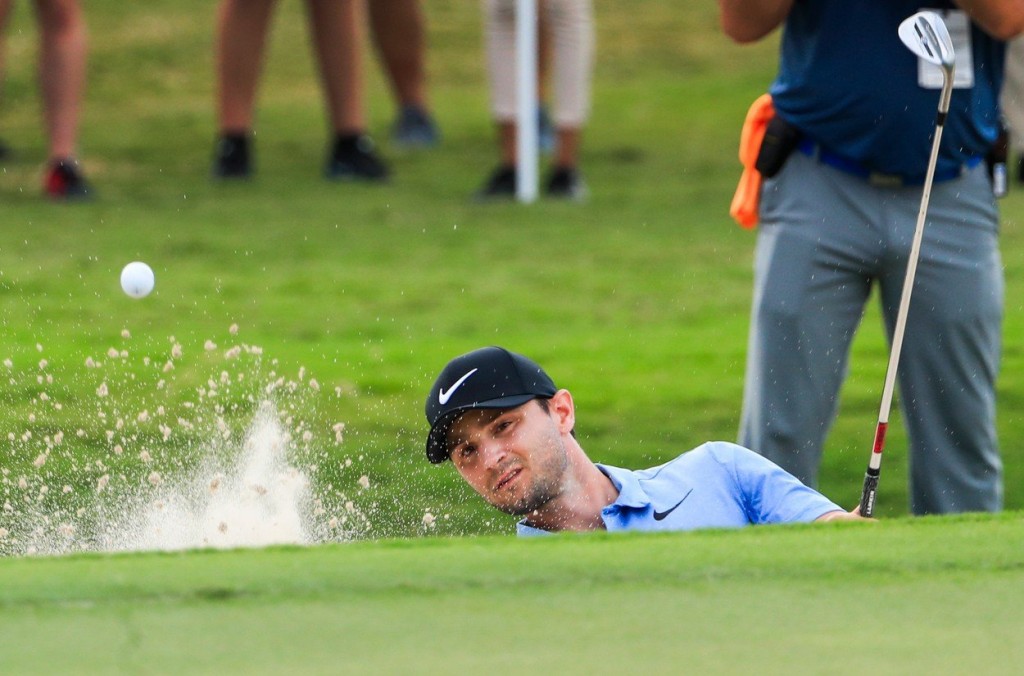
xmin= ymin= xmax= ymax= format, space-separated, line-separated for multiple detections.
xmin=898 ymin=11 xmax=955 ymax=70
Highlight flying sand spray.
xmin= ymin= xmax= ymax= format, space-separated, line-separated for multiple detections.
xmin=0 ymin=326 xmax=377 ymax=556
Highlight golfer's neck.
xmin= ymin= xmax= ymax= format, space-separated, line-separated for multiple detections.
xmin=526 ymin=461 xmax=618 ymax=532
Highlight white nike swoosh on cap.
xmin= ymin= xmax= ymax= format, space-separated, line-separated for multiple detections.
xmin=438 ymin=368 xmax=478 ymax=405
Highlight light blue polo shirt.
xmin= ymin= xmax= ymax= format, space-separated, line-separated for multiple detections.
xmin=517 ymin=442 xmax=843 ymax=536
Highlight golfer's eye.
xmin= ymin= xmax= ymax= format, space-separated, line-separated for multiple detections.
xmin=457 ymin=445 xmax=477 ymax=460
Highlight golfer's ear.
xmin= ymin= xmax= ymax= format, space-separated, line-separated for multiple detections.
xmin=549 ymin=389 xmax=575 ymax=434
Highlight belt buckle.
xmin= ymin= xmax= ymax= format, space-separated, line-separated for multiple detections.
xmin=868 ymin=172 xmax=904 ymax=188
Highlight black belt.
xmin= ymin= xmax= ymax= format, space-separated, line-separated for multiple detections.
xmin=797 ymin=138 xmax=979 ymax=187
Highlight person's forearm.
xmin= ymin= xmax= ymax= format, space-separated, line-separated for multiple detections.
xmin=717 ymin=0 xmax=794 ymax=43
xmin=956 ymin=0 xmax=1024 ymax=39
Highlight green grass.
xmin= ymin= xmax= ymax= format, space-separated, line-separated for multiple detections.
xmin=1 ymin=514 xmax=1023 ymax=673
xmin=2 ymin=2 xmax=1024 ymax=666
xmin=0 ymin=1 xmax=1019 ymax=537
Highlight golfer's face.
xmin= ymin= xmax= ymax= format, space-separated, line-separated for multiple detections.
xmin=447 ymin=400 xmax=567 ymax=515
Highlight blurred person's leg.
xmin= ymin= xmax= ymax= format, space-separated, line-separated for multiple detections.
xmin=367 ymin=0 xmax=439 ymax=147
xmin=478 ymin=0 xmax=589 ymax=200
xmin=307 ymin=0 xmax=388 ymax=180
xmin=308 ymin=0 xmax=363 ymax=134
xmin=489 ymin=1 xmax=555 ymax=155
xmin=544 ymin=0 xmax=592 ymax=200
xmin=36 ymin=0 xmax=84 ymax=161
xmin=483 ymin=0 xmax=548 ymax=162
xmin=536 ymin=4 xmax=553 ymax=152
xmin=217 ymin=0 xmax=275 ymax=133
xmin=0 ymin=0 xmax=9 ymax=70
xmin=213 ymin=0 xmax=276 ymax=177
xmin=739 ymin=151 xmax=875 ymax=488
xmin=0 ymin=0 xmax=12 ymax=159
xmin=882 ymin=164 xmax=1003 ymax=514
xmin=35 ymin=0 xmax=90 ymax=198
xmin=476 ymin=0 xmax=517 ymax=198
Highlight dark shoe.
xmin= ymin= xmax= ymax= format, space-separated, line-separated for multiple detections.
xmin=1017 ymin=154 xmax=1024 ymax=185
xmin=473 ymin=165 xmax=517 ymax=201
xmin=44 ymin=159 xmax=92 ymax=200
xmin=325 ymin=134 xmax=390 ymax=181
xmin=538 ymin=107 xmax=555 ymax=154
xmin=212 ymin=133 xmax=252 ymax=179
xmin=391 ymin=105 xmax=440 ymax=149
xmin=545 ymin=166 xmax=587 ymax=202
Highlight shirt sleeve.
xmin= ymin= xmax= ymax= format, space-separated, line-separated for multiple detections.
xmin=712 ymin=442 xmax=844 ymax=524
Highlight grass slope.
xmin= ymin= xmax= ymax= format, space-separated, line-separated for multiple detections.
xmin=1 ymin=514 xmax=1023 ymax=674
xmin=3 ymin=4 xmax=1021 ymax=672
xmin=0 ymin=5 xmax=1021 ymax=532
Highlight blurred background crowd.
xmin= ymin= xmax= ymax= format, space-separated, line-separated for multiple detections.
xmin=0 ymin=0 xmax=600 ymax=202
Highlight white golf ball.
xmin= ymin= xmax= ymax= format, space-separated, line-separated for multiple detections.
xmin=120 ymin=261 xmax=155 ymax=299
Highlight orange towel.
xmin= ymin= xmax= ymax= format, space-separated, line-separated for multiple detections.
xmin=729 ymin=93 xmax=774 ymax=229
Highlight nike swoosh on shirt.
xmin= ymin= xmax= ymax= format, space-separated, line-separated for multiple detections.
xmin=438 ymin=368 xmax=478 ymax=405
xmin=652 ymin=488 xmax=694 ymax=521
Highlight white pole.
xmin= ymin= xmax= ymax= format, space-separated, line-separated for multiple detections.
xmin=515 ymin=0 xmax=539 ymax=203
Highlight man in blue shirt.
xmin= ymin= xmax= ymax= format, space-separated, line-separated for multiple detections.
xmin=424 ymin=347 xmax=864 ymax=535
xmin=719 ymin=1 xmax=1023 ymax=514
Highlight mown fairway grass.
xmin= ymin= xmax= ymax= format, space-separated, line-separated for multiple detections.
xmin=0 ymin=1 xmax=1020 ymax=533
xmin=1 ymin=1 xmax=1023 ymax=669
xmin=1 ymin=514 xmax=1023 ymax=674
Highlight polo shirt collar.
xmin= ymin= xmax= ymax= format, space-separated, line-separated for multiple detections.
xmin=516 ymin=463 xmax=650 ymax=535
xmin=596 ymin=463 xmax=651 ymax=510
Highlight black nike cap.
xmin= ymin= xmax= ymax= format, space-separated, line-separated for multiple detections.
xmin=424 ymin=346 xmax=557 ymax=463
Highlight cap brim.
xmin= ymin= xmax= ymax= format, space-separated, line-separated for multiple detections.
xmin=425 ymin=393 xmax=538 ymax=463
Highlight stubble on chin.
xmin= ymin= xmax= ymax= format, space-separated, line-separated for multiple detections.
xmin=497 ymin=441 xmax=569 ymax=516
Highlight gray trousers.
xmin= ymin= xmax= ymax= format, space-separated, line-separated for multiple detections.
xmin=739 ymin=150 xmax=1004 ymax=514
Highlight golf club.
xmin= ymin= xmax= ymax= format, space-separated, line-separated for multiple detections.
xmin=858 ymin=11 xmax=955 ymax=518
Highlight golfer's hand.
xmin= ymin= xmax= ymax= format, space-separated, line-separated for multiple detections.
xmin=815 ymin=505 xmax=875 ymax=522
